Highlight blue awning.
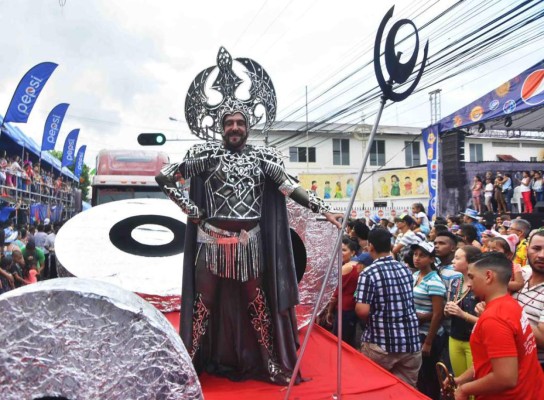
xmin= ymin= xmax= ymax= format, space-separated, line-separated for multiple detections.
xmin=0 ymin=114 xmax=78 ymax=181
xmin=438 ymin=59 xmax=544 ymax=133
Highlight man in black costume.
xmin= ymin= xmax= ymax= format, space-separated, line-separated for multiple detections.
xmin=156 ymin=47 xmax=341 ymax=385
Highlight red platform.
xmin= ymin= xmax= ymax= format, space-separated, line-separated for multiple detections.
xmin=164 ymin=312 xmax=429 ymax=400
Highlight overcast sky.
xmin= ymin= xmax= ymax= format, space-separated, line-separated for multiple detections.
xmin=0 ymin=0 xmax=542 ymax=167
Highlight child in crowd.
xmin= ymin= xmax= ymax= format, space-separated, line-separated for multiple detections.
xmin=444 ymin=246 xmax=481 ymax=378
xmin=412 ymin=202 xmax=430 ymax=235
xmin=486 ymin=235 xmax=524 ymax=293
xmin=453 ymin=252 xmax=544 ymax=399
xmin=10 ymin=250 xmax=26 ymax=287
xmin=471 ymin=176 xmax=483 ymax=214
xmin=23 ymin=257 xmax=38 ymax=284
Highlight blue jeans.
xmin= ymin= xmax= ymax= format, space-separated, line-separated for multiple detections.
xmin=503 ymin=188 xmax=513 ymax=211
xmin=536 ymin=191 xmax=544 ymax=203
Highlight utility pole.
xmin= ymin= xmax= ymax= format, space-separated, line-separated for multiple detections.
xmin=305 ymin=85 xmax=309 ymax=173
xmin=429 ymin=89 xmax=442 ymax=125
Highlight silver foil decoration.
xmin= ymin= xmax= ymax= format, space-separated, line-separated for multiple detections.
xmin=287 ymin=200 xmax=339 ymax=328
xmin=0 ymin=278 xmax=202 ymax=400
xmin=55 ymin=199 xmax=186 ymax=312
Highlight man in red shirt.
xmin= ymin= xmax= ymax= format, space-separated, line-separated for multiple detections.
xmin=453 ymin=252 xmax=544 ymax=399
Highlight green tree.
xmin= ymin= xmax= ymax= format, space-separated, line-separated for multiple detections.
xmin=49 ymin=150 xmax=90 ymax=201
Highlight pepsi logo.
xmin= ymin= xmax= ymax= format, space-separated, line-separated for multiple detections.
xmin=489 ymin=99 xmax=499 ymax=111
xmin=503 ymin=99 xmax=516 ymax=114
xmin=521 ymin=69 xmax=544 ymax=106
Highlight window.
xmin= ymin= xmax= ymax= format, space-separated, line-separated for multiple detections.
xmin=289 ymin=146 xmax=316 ymax=163
xmin=530 ymin=157 xmax=537 ymax=162
xmin=370 ymin=140 xmax=385 ymax=166
xmin=333 ymin=139 xmax=350 ymax=165
xmin=469 ymin=143 xmax=483 ymax=162
xmin=405 ymin=141 xmax=421 ymax=166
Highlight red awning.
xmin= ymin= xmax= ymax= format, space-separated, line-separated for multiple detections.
xmin=497 ymin=154 xmax=519 ymax=161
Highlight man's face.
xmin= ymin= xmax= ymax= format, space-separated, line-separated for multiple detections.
xmin=357 ymin=237 xmax=369 ymax=253
xmin=467 ymin=264 xmax=487 ymax=300
xmin=222 ymin=112 xmax=248 ymax=150
xmin=508 ymin=223 xmax=524 ymax=239
xmin=528 ymin=235 xmax=544 ymax=274
xmin=434 ymin=236 xmax=455 ymax=258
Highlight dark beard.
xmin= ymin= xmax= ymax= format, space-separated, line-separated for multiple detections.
xmin=223 ymin=133 xmax=247 ymax=151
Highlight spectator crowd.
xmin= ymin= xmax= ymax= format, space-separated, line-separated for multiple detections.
xmin=472 ymin=169 xmax=543 ymax=214
xmin=0 ymin=221 xmax=59 ymax=295
xmin=0 ymin=152 xmax=74 ymax=202
xmin=321 ymin=200 xmax=544 ymax=399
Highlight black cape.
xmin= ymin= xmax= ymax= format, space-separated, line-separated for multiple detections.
xmin=180 ymin=176 xmax=300 ymax=382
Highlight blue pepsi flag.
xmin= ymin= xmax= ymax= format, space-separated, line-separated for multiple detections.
xmin=61 ymin=129 xmax=79 ymax=167
xmin=41 ymin=103 xmax=69 ymax=151
xmin=74 ymin=145 xmax=87 ymax=178
xmin=422 ymin=125 xmax=439 ymax=218
xmin=3 ymin=62 xmax=58 ymax=124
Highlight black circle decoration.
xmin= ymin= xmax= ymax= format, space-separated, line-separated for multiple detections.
xmin=289 ymin=228 xmax=307 ymax=283
xmin=109 ymin=214 xmax=185 ymax=257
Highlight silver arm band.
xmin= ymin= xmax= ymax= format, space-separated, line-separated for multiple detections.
xmin=279 ymin=180 xmax=300 ymax=196
xmin=155 ymin=163 xmax=202 ymax=219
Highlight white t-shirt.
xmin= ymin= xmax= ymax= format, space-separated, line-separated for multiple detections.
xmin=520 ymin=177 xmax=531 ymax=193
xmin=484 ymin=182 xmax=494 ymax=197
xmin=415 ymin=211 xmax=430 ymax=230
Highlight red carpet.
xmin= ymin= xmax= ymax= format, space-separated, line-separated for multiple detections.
xmin=164 ymin=312 xmax=429 ymax=399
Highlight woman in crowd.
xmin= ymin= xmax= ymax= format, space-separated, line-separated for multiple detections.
xmin=459 ymin=224 xmax=481 ymax=248
xmin=480 ymin=229 xmax=498 ymax=252
xmin=326 ymin=237 xmax=360 ymax=348
xmin=411 ymin=242 xmax=446 ymax=400
xmin=484 ymin=176 xmax=494 ymax=212
xmin=520 ymin=170 xmax=533 ymax=213
xmin=486 ymin=235 xmax=524 ymax=293
xmin=494 ymin=174 xmax=507 ymax=214
xmin=444 ymin=245 xmax=481 ymax=379
xmin=471 ymin=176 xmax=483 ymax=214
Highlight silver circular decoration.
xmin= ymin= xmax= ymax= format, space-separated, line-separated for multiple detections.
xmin=286 ymin=201 xmax=339 ymax=328
xmin=55 ymin=199 xmax=186 ymax=312
xmin=0 ymin=278 xmax=202 ymax=400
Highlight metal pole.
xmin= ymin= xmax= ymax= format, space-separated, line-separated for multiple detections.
xmin=306 ymin=86 xmax=309 ymax=173
xmin=284 ymin=95 xmax=388 ymax=399
xmin=335 ymin=241 xmax=343 ymax=400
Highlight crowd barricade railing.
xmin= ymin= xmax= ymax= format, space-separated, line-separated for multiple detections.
xmin=326 ymin=204 xmax=412 ymax=220
xmin=0 ymin=180 xmax=76 ymax=222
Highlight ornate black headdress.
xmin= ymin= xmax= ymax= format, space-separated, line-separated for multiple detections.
xmin=184 ymin=47 xmax=277 ymax=141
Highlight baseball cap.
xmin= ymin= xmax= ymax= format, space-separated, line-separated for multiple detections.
xmin=395 ymin=213 xmax=415 ymax=226
xmin=369 ymin=215 xmax=381 ymax=225
xmin=411 ymin=241 xmax=435 ymax=255
xmin=44 ymin=218 xmax=50 ymax=225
